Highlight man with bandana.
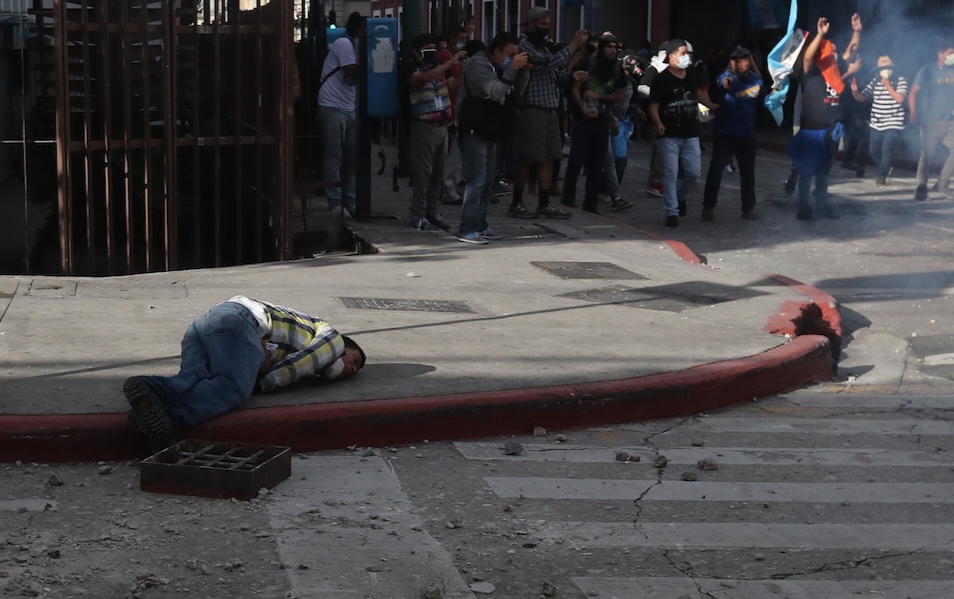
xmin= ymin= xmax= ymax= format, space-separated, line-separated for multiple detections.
xmin=562 ymin=34 xmax=628 ymax=215
xmin=909 ymin=42 xmax=954 ymax=200
xmin=786 ymin=14 xmax=862 ymax=221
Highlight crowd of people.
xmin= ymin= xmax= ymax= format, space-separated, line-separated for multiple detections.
xmin=319 ymin=9 xmax=954 ymax=236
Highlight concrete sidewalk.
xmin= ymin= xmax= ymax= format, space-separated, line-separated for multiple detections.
xmin=0 ymin=140 xmax=840 ymax=463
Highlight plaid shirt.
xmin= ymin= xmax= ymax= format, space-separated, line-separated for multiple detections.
xmin=253 ymin=299 xmax=344 ymax=392
xmin=518 ymin=34 xmax=573 ymax=109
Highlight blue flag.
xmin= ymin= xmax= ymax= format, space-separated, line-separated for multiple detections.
xmin=764 ymin=0 xmax=806 ymax=126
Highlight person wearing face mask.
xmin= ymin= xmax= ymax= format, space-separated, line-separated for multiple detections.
xmin=648 ymin=39 xmax=717 ymax=227
xmin=850 ymin=55 xmax=908 ymax=187
xmin=508 ymin=6 xmax=589 ymax=220
xmin=909 ymin=42 xmax=954 ymax=200
xmin=436 ymin=27 xmax=472 ymax=208
xmin=401 ymin=33 xmax=466 ymax=231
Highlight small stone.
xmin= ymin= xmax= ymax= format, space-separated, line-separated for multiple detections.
xmin=361 ymin=448 xmax=375 ymax=457
xmin=503 ymin=505 xmax=513 ymax=513
xmin=681 ymin=471 xmax=698 ymax=481
xmin=691 ymin=438 xmax=705 ymax=447
xmin=542 ymin=580 xmax=558 ymax=596
xmin=614 ymin=452 xmax=630 ymax=462
xmin=503 ymin=440 xmax=524 ymax=456
xmin=555 ymin=435 xmax=567 ymax=442
xmin=654 ymin=455 xmax=669 ymax=468
xmin=754 ymin=553 xmax=765 ymax=561
xmin=47 ymin=475 xmax=63 ymax=487
xmin=470 ymin=581 xmax=496 ymax=594
xmin=97 ymin=465 xmax=112 ymax=475
xmin=697 ymin=458 xmax=719 ymax=471
xmin=532 ymin=426 xmax=547 ymax=436
xmin=421 ymin=586 xmax=444 ymax=599
xmin=628 ymin=454 xmax=641 ymax=462
xmin=46 ymin=549 xmax=61 ymax=559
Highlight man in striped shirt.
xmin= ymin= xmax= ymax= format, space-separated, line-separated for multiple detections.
xmin=124 ymin=296 xmax=366 ymax=453
xmin=851 ymin=55 xmax=908 ymax=186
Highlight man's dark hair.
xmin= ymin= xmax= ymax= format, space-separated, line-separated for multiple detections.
xmin=345 ymin=12 xmax=362 ymax=37
xmin=342 ymin=336 xmax=367 ymax=369
xmin=463 ymin=39 xmax=486 ymax=56
xmin=412 ymin=33 xmax=437 ymax=52
xmin=488 ymin=32 xmax=519 ymax=54
xmin=454 ymin=26 xmax=468 ymax=37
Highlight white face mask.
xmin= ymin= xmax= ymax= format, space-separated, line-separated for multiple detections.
xmin=675 ymin=54 xmax=692 ymax=69
xmin=945 ymin=53 xmax=954 ymax=67
xmin=880 ymin=69 xmax=893 ymax=79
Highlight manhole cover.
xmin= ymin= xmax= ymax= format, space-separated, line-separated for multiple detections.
xmin=560 ymin=281 xmax=764 ymax=312
xmin=339 ymin=297 xmax=475 ymax=313
xmin=531 ymin=261 xmax=646 ymax=280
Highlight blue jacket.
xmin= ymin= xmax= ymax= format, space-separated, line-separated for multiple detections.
xmin=713 ymin=69 xmax=764 ymax=136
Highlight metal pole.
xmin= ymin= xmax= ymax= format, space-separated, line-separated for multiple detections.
xmin=355 ymin=16 xmax=371 ymax=222
xmin=397 ymin=0 xmax=422 ymax=178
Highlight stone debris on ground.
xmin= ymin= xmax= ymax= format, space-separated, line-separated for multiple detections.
xmin=697 ymin=458 xmax=719 ymax=471
xmin=691 ymin=438 xmax=705 ymax=446
xmin=503 ymin=440 xmax=524 ymax=456
xmin=542 ymin=580 xmax=558 ymax=596
xmin=532 ymin=426 xmax=547 ymax=436
xmin=470 ymin=581 xmax=497 ymax=594
xmin=681 ymin=471 xmax=699 ymax=481
xmin=653 ymin=455 xmax=669 ymax=468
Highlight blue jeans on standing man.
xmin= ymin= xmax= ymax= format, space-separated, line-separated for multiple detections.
xmin=869 ymin=128 xmax=901 ymax=180
xmin=139 ymin=302 xmax=263 ymax=428
xmin=458 ymin=130 xmax=497 ymax=235
xmin=655 ymin=136 xmax=701 ymax=216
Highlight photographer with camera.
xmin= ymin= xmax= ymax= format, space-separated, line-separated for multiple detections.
xmin=507 ymin=6 xmax=589 ymax=220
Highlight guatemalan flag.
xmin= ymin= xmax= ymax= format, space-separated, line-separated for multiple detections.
xmin=764 ymin=0 xmax=806 ymax=126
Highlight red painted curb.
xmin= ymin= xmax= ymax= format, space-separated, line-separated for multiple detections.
xmin=764 ymin=273 xmax=843 ymax=359
xmin=0 ymin=335 xmax=832 ymax=463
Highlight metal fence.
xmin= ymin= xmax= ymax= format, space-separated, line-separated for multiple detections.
xmin=49 ymin=0 xmax=293 ymax=275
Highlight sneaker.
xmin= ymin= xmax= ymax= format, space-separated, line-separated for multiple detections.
xmin=425 ymin=215 xmax=452 ymax=231
xmin=457 ymin=231 xmax=488 ymax=244
xmin=665 ymin=215 xmax=679 ymax=227
xmin=508 ymin=202 xmax=538 ymax=219
xmin=875 ymin=178 xmax=886 ymax=187
xmin=796 ymin=208 xmax=815 ymax=221
xmin=741 ymin=210 xmax=759 ymax=220
xmin=724 ymin=164 xmax=738 ymax=174
xmin=783 ymin=178 xmax=797 ymax=196
xmin=536 ymin=205 xmax=571 ymax=219
xmin=409 ymin=218 xmax=439 ymax=231
xmin=480 ymin=228 xmax=502 ymax=240
xmin=124 ymin=377 xmax=177 ymax=455
xmin=914 ymin=184 xmax=928 ymax=201
xmin=645 ymin=183 xmax=664 ymax=197
xmin=491 ymin=181 xmax=511 ymax=196
xmin=701 ymin=207 xmax=715 ymax=221
xmin=678 ymin=201 xmax=687 ymax=217
xmin=610 ymin=197 xmax=634 ymax=211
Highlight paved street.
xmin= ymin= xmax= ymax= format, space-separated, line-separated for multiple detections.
xmin=2 ymin=136 xmax=954 ymax=597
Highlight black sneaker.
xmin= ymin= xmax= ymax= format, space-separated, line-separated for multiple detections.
xmin=536 ymin=205 xmax=571 ymax=219
xmin=425 ymin=215 xmax=452 ymax=231
xmin=914 ymin=184 xmax=928 ymax=201
xmin=783 ymin=178 xmax=797 ymax=196
xmin=701 ymin=207 xmax=715 ymax=221
xmin=508 ymin=202 xmax=538 ymax=219
xmin=610 ymin=197 xmax=634 ymax=211
xmin=124 ymin=377 xmax=177 ymax=455
xmin=665 ymin=215 xmax=679 ymax=227
xmin=678 ymin=201 xmax=687 ymax=217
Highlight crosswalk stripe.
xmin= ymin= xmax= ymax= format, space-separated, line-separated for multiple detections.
xmin=666 ymin=417 xmax=954 ymax=436
xmin=571 ymin=576 xmax=954 ymax=598
xmin=486 ymin=477 xmax=954 ymax=503
xmin=455 ymin=442 xmax=949 ymax=466
xmin=532 ymin=522 xmax=954 ymax=549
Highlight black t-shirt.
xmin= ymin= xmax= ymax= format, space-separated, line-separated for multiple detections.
xmin=570 ymin=57 xmax=628 ymax=123
xmin=799 ymin=63 xmax=842 ymax=130
xmin=650 ymin=68 xmax=701 ymax=138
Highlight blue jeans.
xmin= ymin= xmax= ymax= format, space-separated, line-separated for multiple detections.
xmin=562 ymin=119 xmax=608 ymax=211
xmin=319 ymin=106 xmax=357 ymax=211
xmin=458 ymin=130 xmax=497 ymax=235
xmin=140 ymin=302 xmax=263 ymax=428
xmin=869 ymin=128 xmax=901 ymax=180
xmin=655 ymin=136 xmax=701 ymax=216
xmin=798 ymin=133 xmax=837 ymax=214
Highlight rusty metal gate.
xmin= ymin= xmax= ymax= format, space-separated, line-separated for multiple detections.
xmin=50 ymin=0 xmax=293 ymax=275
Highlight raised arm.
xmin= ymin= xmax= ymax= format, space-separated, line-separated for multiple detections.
xmin=802 ymin=17 xmax=830 ymax=75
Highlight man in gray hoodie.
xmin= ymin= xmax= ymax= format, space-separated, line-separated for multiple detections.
xmin=455 ymin=32 xmax=529 ymax=244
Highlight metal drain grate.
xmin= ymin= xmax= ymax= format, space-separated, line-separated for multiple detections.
xmin=140 ymin=440 xmax=291 ymax=500
xmin=531 ymin=261 xmax=646 ymax=280
xmin=560 ymin=282 xmax=765 ymax=312
xmin=339 ymin=297 xmax=475 ymax=313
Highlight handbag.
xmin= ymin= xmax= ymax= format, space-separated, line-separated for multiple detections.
xmin=457 ymin=68 xmax=518 ymax=142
